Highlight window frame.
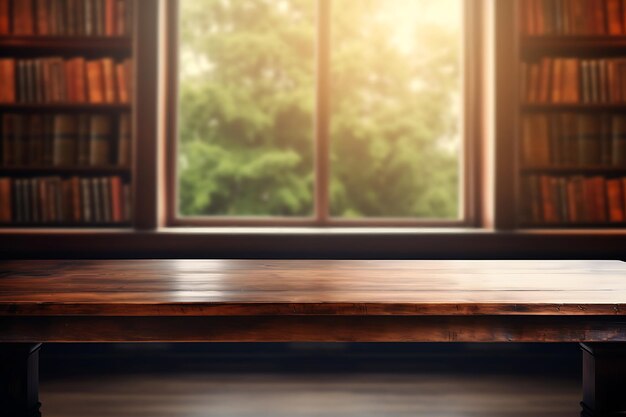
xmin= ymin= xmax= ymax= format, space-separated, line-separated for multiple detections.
xmin=164 ymin=0 xmax=484 ymax=227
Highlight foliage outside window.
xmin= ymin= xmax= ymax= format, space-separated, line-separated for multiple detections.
xmin=176 ymin=0 xmax=463 ymax=222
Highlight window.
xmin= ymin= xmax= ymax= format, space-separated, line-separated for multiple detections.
xmin=168 ymin=0 xmax=476 ymax=226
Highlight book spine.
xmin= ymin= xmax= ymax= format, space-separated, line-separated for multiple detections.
xmin=52 ymin=114 xmax=77 ymax=166
xmin=89 ymin=115 xmax=111 ymax=166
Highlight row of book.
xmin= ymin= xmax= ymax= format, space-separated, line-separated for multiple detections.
xmin=0 ymin=0 xmax=132 ymax=36
xmin=521 ymin=113 xmax=626 ymax=166
xmin=521 ymin=175 xmax=626 ymax=224
xmin=1 ymin=113 xmax=130 ymax=167
xmin=522 ymin=57 xmax=626 ymax=104
xmin=0 ymin=57 xmax=132 ymax=104
xmin=521 ymin=0 xmax=626 ymax=35
xmin=0 ymin=175 xmax=131 ymax=224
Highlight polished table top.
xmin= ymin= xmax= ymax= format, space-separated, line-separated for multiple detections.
xmin=1 ymin=259 xmax=625 ymax=317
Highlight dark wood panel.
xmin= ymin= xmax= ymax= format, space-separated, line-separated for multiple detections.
xmin=0 ymin=260 xmax=625 ymax=317
xmin=2 ymin=316 xmax=626 ymax=343
xmin=0 ymin=230 xmax=624 ymax=259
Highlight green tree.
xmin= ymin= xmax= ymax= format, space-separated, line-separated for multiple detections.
xmin=178 ymin=0 xmax=460 ymax=219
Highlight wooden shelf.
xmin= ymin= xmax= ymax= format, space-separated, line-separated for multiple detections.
xmin=0 ymin=36 xmax=132 ymax=56
xmin=0 ymin=166 xmax=131 ymax=176
xmin=520 ymin=166 xmax=626 ymax=175
xmin=0 ymin=103 xmax=132 ymax=112
xmin=0 ymin=222 xmax=132 ymax=228
xmin=521 ymin=35 xmax=626 ymax=56
xmin=521 ymin=103 xmax=626 ymax=112
xmin=520 ymin=222 xmax=626 ymax=229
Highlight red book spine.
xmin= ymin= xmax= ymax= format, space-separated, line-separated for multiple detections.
xmin=86 ymin=60 xmax=104 ymax=104
xmin=110 ymin=176 xmax=122 ymax=222
xmin=0 ymin=0 xmax=9 ymax=34
xmin=73 ymin=58 xmax=87 ymax=103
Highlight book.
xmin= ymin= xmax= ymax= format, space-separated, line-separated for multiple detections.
xmin=117 ymin=113 xmax=131 ymax=166
xmin=0 ymin=0 xmax=132 ymax=36
xmin=52 ymin=115 xmax=77 ymax=166
xmin=606 ymin=179 xmax=625 ymax=222
xmin=0 ymin=177 xmax=11 ymax=222
xmin=89 ymin=115 xmax=112 ymax=166
xmin=611 ymin=115 xmax=626 ymax=166
xmin=86 ymin=60 xmax=104 ymax=104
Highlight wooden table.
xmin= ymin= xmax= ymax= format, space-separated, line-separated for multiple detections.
xmin=1 ymin=259 xmax=625 ymax=417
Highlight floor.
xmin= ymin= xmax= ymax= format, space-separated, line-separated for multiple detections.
xmin=39 ymin=343 xmax=582 ymax=417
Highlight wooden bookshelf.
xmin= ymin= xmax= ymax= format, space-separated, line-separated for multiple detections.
xmin=522 ymin=35 xmax=626 ymax=56
xmin=0 ymin=0 xmax=134 ymax=229
xmin=0 ymin=104 xmax=131 ymax=112
xmin=515 ymin=0 xmax=626 ymax=229
xmin=0 ymin=166 xmax=131 ymax=175
xmin=0 ymin=36 xmax=132 ymax=56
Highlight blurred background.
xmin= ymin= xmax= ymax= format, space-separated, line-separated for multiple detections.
xmin=41 ymin=343 xmax=580 ymax=417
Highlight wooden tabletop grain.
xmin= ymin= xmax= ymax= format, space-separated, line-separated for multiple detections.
xmin=1 ymin=259 xmax=625 ymax=317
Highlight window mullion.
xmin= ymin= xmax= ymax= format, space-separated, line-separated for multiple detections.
xmin=314 ymin=0 xmax=331 ymax=225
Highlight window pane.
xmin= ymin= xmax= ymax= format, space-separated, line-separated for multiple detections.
xmin=177 ymin=0 xmax=315 ymax=217
xmin=330 ymin=0 xmax=462 ymax=219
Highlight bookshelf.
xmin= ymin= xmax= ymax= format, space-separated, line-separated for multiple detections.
xmin=516 ymin=0 xmax=626 ymax=228
xmin=0 ymin=0 xmax=134 ymax=228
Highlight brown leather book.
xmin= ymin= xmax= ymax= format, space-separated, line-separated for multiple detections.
xmin=534 ymin=0 xmax=544 ymax=34
xmin=36 ymin=0 xmax=49 ymax=35
xmin=593 ymin=0 xmax=607 ymax=34
xmin=72 ymin=57 xmax=87 ymax=103
xmin=527 ymin=62 xmax=540 ymax=103
xmin=102 ymin=58 xmax=116 ymax=103
xmin=38 ymin=178 xmax=48 ymax=223
xmin=551 ymin=58 xmax=563 ymax=103
xmin=0 ymin=0 xmax=9 ymax=34
xmin=115 ymin=62 xmax=128 ymax=103
xmin=540 ymin=175 xmax=558 ymax=223
xmin=64 ymin=60 xmax=76 ymax=102
xmin=66 ymin=0 xmax=76 ymax=36
xmin=538 ymin=57 xmax=552 ymax=103
xmin=116 ymin=0 xmax=126 ymax=35
xmin=562 ymin=58 xmax=580 ymax=103
xmin=13 ymin=0 xmax=34 ymax=35
xmin=101 ymin=177 xmax=111 ymax=222
xmin=70 ymin=176 xmax=81 ymax=222
xmin=0 ymin=58 xmax=16 ymax=103
xmin=611 ymin=115 xmax=626 ymax=166
xmin=0 ymin=177 xmax=11 ymax=222
xmin=86 ymin=60 xmax=105 ymax=104
xmin=110 ymin=176 xmax=122 ymax=222
xmin=105 ymin=0 xmax=115 ymax=36
xmin=593 ymin=176 xmax=608 ymax=222
xmin=124 ymin=59 xmax=132 ymax=102
xmin=117 ymin=113 xmax=130 ymax=166
xmin=571 ymin=0 xmax=586 ymax=34
xmin=578 ymin=114 xmax=602 ymax=165
xmin=81 ymin=177 xmax=91 ymax=223
xmin=606 ymin=179 xmax=625 ymax=222
xmin=89 ymin=115 xmax=112 ymax=166
xmin=607 ymin=0 xmax=623 ymax=34
xmin=77 ymin=114 xmax=91 ymax=166
xmin=622 ymin=178 xmax=626 ymax=216
xmin=566 ymin=178 xmax=578 ymax=223
xmin=2 ymin=113 xmax=14 ymax=166
xmin=28 ymin=114 xmax=44 ymax=165
xmin=53 ymin=114 xmax=78 ymax=166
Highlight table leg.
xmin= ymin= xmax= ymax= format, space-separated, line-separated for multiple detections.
xmin=0 ymin=343 xmax=42 ymax=417
xmin=580 ymin=343 xmax=626 ymax=417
